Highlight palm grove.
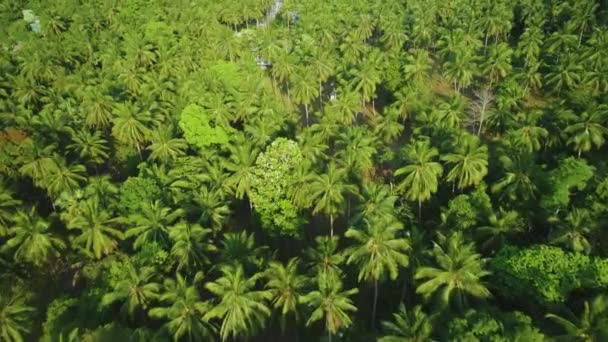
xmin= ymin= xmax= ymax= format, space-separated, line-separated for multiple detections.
xmin=1 ymin=0 xmax=608 ymax=340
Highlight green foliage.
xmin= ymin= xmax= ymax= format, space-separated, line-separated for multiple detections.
xmin=118 ymin=177 xmax=162 ymax=214
xmin=490 ymin=245 xmax=608 ymax=303
xmin=179 ymin=104 xmax=231 ymax=149
xmin=442 ymin=184 xmax=493 ymax=231
xmin=447 ymin=309 xmax=545 ymax=342
xmin=250 ymin=138 xmax=304 ymax=237
xmin=1 ymin=0 xmax=608 ymax=340
xmin=541 ymin=157 xmax=595 ymax=210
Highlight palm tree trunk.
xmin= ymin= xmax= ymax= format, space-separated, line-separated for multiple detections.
xmin=372 ymin=278 xmax=379 ymax=328
xmin=319 ymin=80 xmax=323 ymax=110
xmin=305 ymin=103 xmax=309 ymax=125
xmin=330 ymin=215 xmax=334 ymax=237
xmin=477 ymin=114 xmax=485 ymax=136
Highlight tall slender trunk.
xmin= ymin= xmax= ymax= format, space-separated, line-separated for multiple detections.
xmin=319 ymin=80 xmax=323 ymax=111
xmin=372 ymin=279 xmax=379 ymax=328
xmin=330 ymin=215 xmax=334 ymax=237
xmin=477 ymin=113 xmax=485 ymax=136
xmin=484 ymin=32 xmax=489 ymax=53
xmin=305 ymin=103 xmax=309 ymax=125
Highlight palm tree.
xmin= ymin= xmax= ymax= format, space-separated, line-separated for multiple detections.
xmin=352 ymin=182 xmax=398 ymax=225
xmin=204 ymin=264 xmax=272 ymax=341
xmin=477 ymin=208 xmax=525 ymax=252
xmin=395 ymin=139 xmax=443 ymax=221
xmin=491 ymin=153 xmax=539 ymax=202
xmin=0 ymin=293 xmax=35 ymax=342
xmin=102 ymin=264 xmax=161 ymax=318
xmin=415 ymin=232 xmax=491 ymax=309
xmin=291 ymin=68 xmax=318 ymax=125
xmin=305 ymin=236 xmax=345 ymax=279
xmin=79 ymin=87 xmax=114 ymax=129
xmin=345 ymin=217 xmax=410 ymax=325
xmin=350 ymin=62 xmax=381 ymax=112
xmin=300 ymin=272 xmax=358 ymax=342
xmin=482 ymin=43 xmax=512 ymax=85
xmin=149 ymin=273 xmax=216 ymax=341
xmin=169 ymin=222 xmax=216 ymax=273
xmin=307 ymin=163 xmax=358 ymax=236
xmin=224 ymin=139 xmax=259 ymax=204
xmin=18 ymin=141 xmax=58 ymax=188
xmin=379 ymin=304 xmax=434 ymax=342
xmin=44 ymin=158 xmax=87 ymax=198
xmin=191 ymin=186 xmax=230 ymax=234
xmin=0 ymin=186 xmax=21 ymax=237
xmin=546 ymin=295 xmax=608 ymax=342
xmin=550 ymin=208 xmax=595 ymax=254
xmin=66 ymin=129 xmax=109 ymax=166
xmin=1 ymin=208 xmax=65 ymax=266
xmin=564 ymin=110 xmax=608 ymax=157
xmin=146 ymin=125 xmax=187 ymax=163
xmin=309 ymin=49 xmax=335 ymax=109
xmin=67 ymin=198 xmax=124 ymax=259
xmin=264 ymin=258 xmax=308 ymax=330
xmin=219 ymin=231 xmax=267 ymax=271
xmin=125 ymin=200 xmax=184 ymax=250
xmin=403 ymin=49 xmax=433 ymax=86
xmin=111 ymin=103 xmax=156 ymax=154
xmin=441 ymin=134 xmax=488 ymax=190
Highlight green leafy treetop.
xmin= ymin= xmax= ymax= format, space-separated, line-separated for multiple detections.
xmin=179 ymin=104 xmax=232 ymax=149
xmin=250 ymin=138 xmax=304 ymax=237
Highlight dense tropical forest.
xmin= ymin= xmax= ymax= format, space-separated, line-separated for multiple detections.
xmin=1 ymin=0 xmax=608 ymax=340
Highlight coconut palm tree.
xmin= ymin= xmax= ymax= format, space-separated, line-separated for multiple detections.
xmin=264 ymin=258 xmax=308 ymax=330
xmin=379 ymin=304 xmax=434 ymax=342
xmin=1 ymin=208 xmax=65 ymax=266
xmin=395 ymin=139 xmax=443 ymax=221
xmin=415 ymin=232 xmax=491 ymax=309
xmin=67 ymin=198 xmax=124 ymax=259
xmin=204 ymin=264 xmax=272 ymax=341
xmin=224 ymin=138 xmax=259 ymax=203
xmin=149 ymin=273 xmax=216 ymax=341
xmin=292 ymin=68 xmax=318 ymax=125
xmin=403 ymin=49 xmax=432 ymax=86
xmin=305 ymin=236 xmax=345 ymax=279
xmin=125 ymin=200 xmax=184 ymax=250
xmin=564 ymin=109 xmax=608 ymax=158
xmin=307 ymin=163 xmax=358 ymax=236
xmin=482 ymin=43 xmax=512 ymax=85
xmin=0 ymin=293 xmax=35 ymax=342
xmin=219 ymin=231 xmax=267 ymax=271
xmin=345 ymin=216 xmax=410 ymax=325
xmin=169 ymin=222 xmax=217 ymax=273
xmin=66 ymin=129 xmax=109 ymax=166
xmin=441 ymin=134 xmax=488 ymax=190
xmin=44 ymin=158 xmax=87 ymax=198
xmin=550 ymin=208 xmax=595 ymax=254
xmin=0 ymin=186 xmax=21 ymax=237
xmin=146 ymin=125 xmax=187 ymax=163
xmin=491 ymin=152 xmax=539 ymax=202
xmin=300 ymin=272 xmax=358 ymax=342
xmin=352 ymin=182 xmax=398 ymax=225
xmin=546 ymin=295 xmax=608 ymax=342
xmin=476 ymin=208 xmax=525 ymax=252
xmin=191 ymin=186 xmax=230 ymax=234
xmin=102 ymin=264 xmax=161 ymax=318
